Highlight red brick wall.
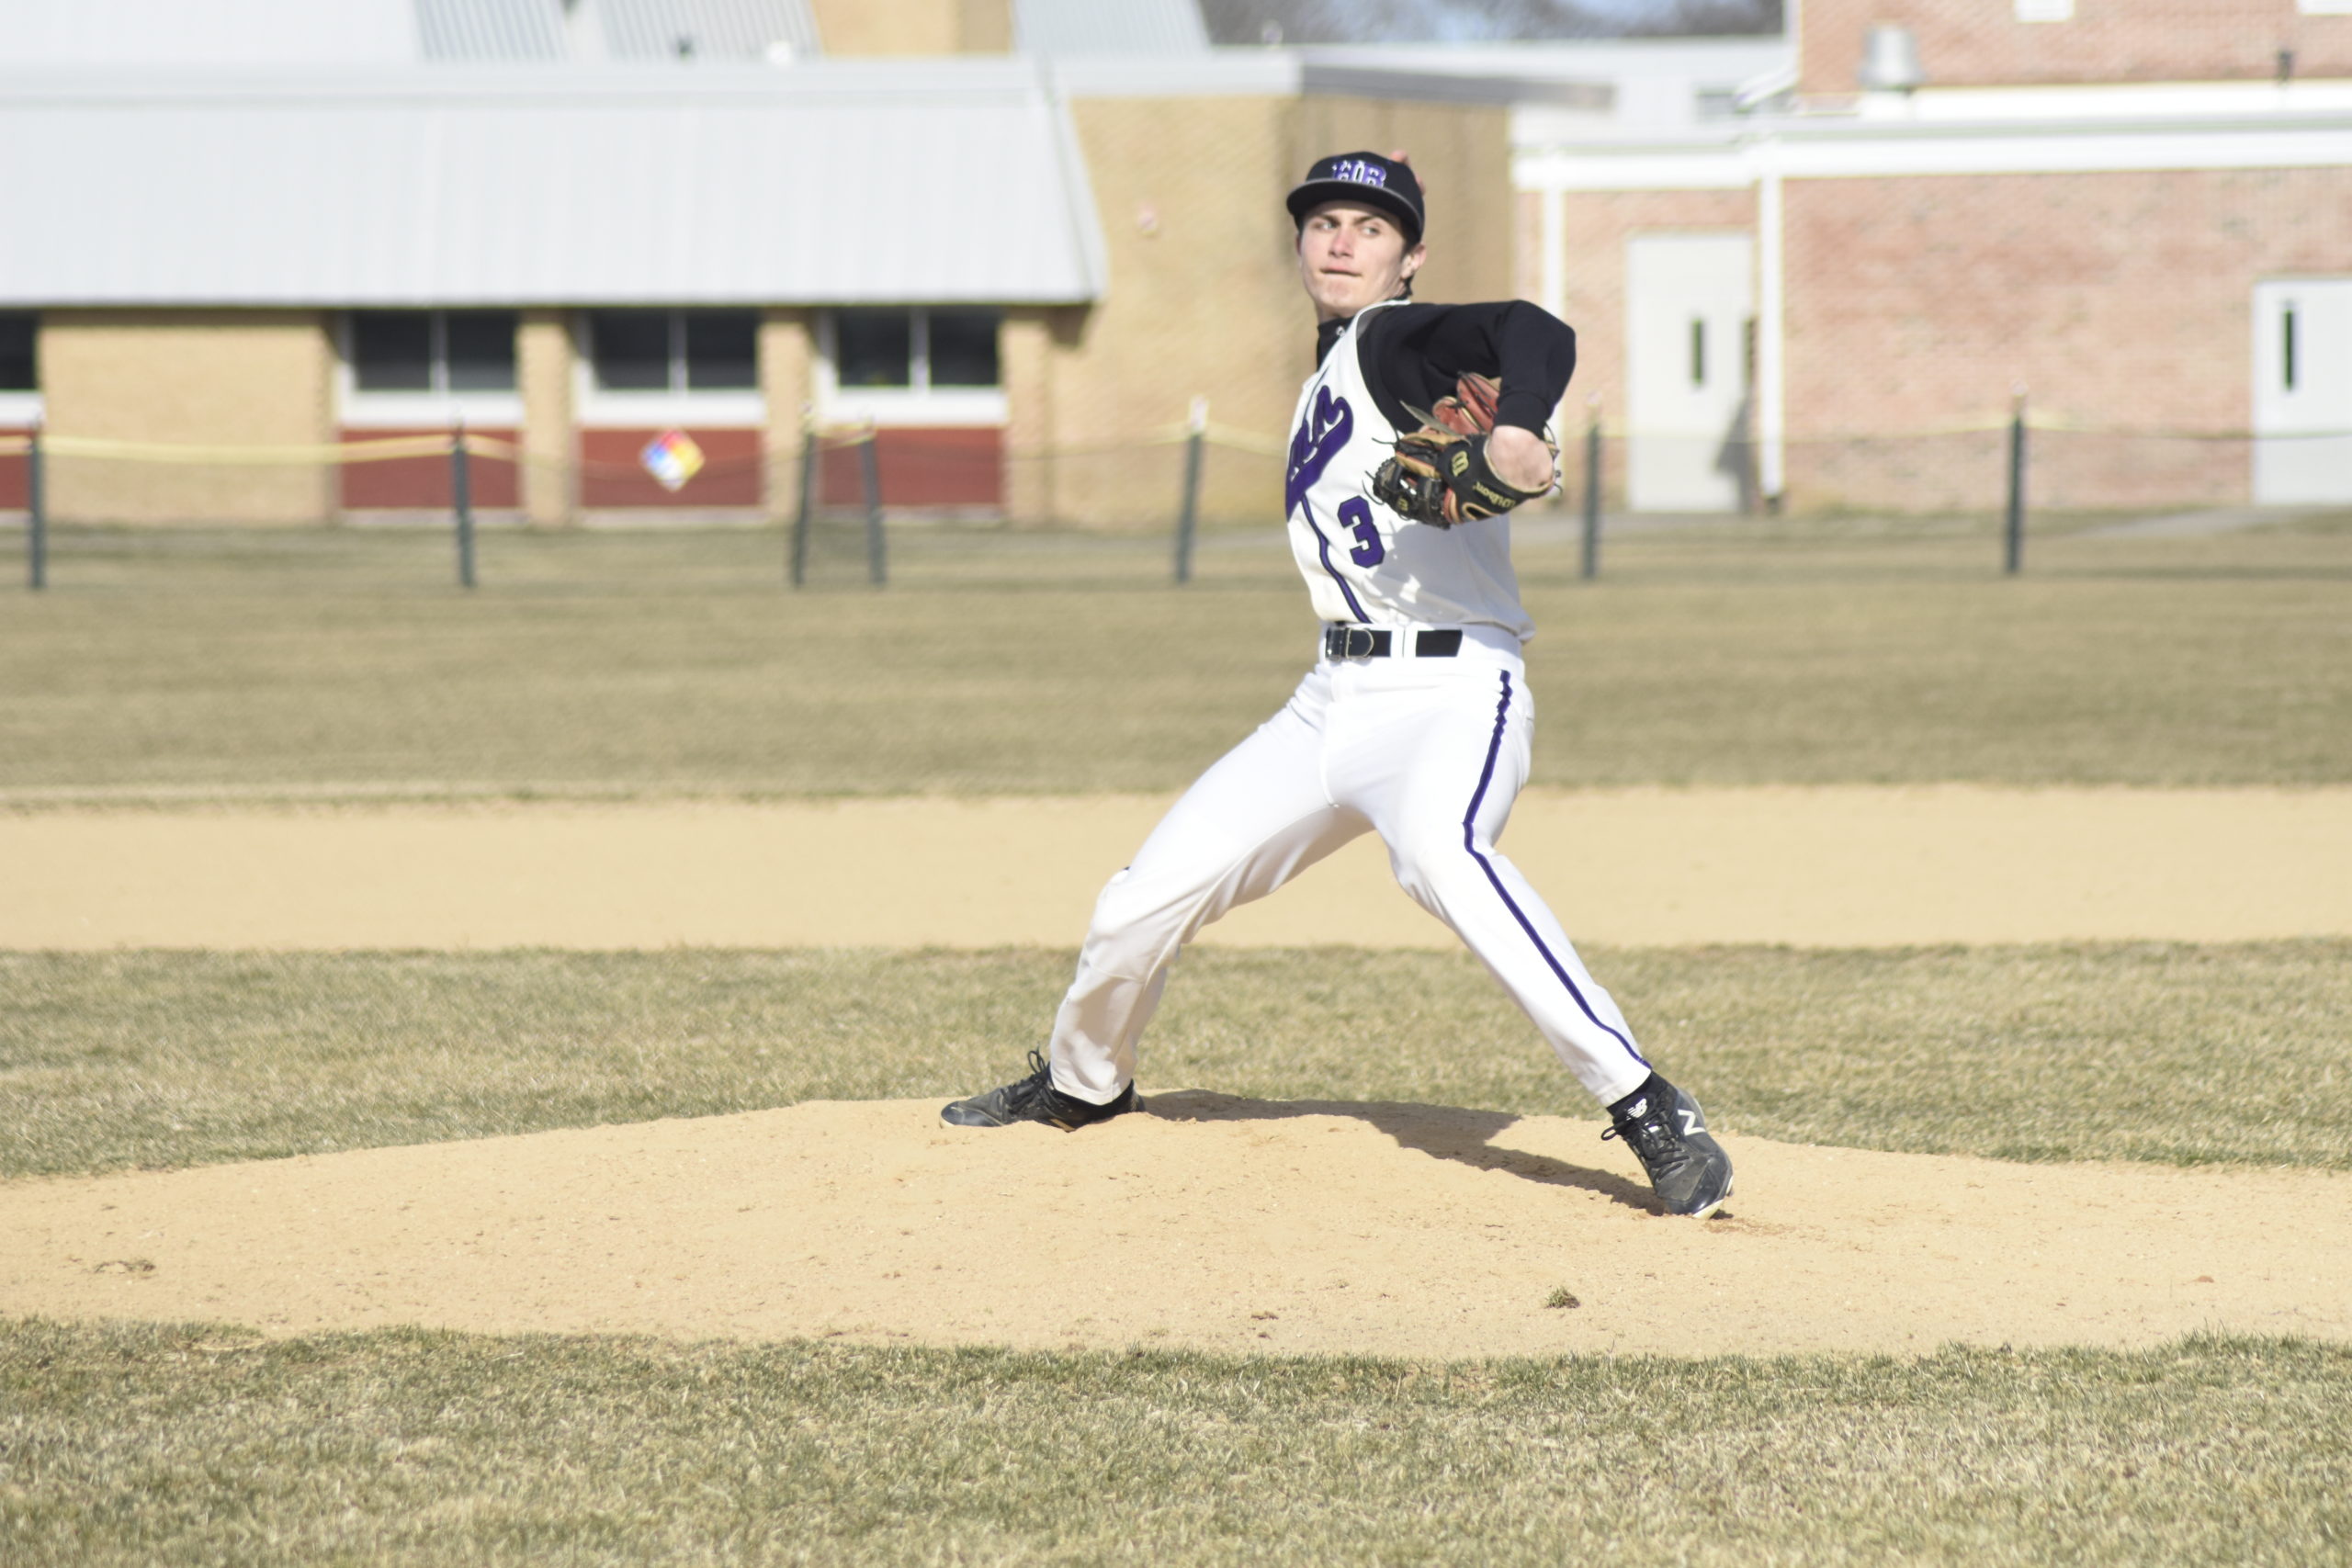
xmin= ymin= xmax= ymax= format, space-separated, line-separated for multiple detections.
xmin=1781 ymin=165 xmax=2352 ymax=510
xmin=579 ymin=428 xmax=764 ymax=509
xmin=1800 ymin=0 xmax=2352 ymax=95
xmin=336 ymin=428 xmax=519 ymax=511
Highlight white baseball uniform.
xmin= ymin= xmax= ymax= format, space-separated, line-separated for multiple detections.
xmin=1045 ymin=299 xmax=1654 ymax=1108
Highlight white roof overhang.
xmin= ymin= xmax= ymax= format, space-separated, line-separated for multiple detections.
xmin=0 ymin=61 xmax=1109 ymax=307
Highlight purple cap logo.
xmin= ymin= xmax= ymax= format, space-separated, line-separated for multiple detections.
xmin=1326 ymin=157 xmax=1388 ymax=189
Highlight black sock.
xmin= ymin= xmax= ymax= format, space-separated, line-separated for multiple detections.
xmin=1607 ymin=1073 xmax=1668 ymax=1122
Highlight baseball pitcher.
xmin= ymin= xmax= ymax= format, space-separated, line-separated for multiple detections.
xmin=942 ymin=150 xmax=1734 ymax=1218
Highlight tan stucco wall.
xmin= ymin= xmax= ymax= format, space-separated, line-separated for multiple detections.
xmin=1000 ymin=308 xmax=1057 ymax=523
xmin=956 ymin=0 xmax=1011 ymax=52
xmin=759 ymin=308 xmax=814 ymax=521
xmin=808 ymin=0 xmax=1007 ymax=54
xmin=1031 ymin=94 xmax=1304 ymax=526
xmin=519 ymin=310 xmax=575 ymax=526
xmin=41 ymin=310 xmax=334 ymax=525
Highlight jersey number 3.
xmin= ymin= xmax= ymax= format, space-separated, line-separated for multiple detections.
xmin=1340 ymin=497 xmax=1385 ymax=566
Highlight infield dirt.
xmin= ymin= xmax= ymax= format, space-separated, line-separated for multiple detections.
xmin=6 ymin=785 xmax=2346 ymax=1358
xmin=8 ymin=784 xmax=2352 ymax=949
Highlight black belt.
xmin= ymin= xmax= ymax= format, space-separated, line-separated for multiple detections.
xmin=1323 ymin=626 xmax=1464 ymax=660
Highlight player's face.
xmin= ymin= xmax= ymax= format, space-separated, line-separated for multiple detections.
xmin=1296 ymin=203 xmax=1426 ymax=321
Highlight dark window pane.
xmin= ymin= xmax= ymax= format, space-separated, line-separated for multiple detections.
xmin=0 ymin=313 xmax=34 ymax=392
xmin=591 ymin=310 xmax=672 ymax=391
xmin=928 ymin=310 xmax=1000 ymax=388
xmin=444 ymin=310 xmax=518 ymax=392
xmin=835 ymin=310 xmax=910 ymax=388
xmin=683 ymin=310 xmax=758 ymax=390
xmin=351 ymin=311 xmax=434 ymax=392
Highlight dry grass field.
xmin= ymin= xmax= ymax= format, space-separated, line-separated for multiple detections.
xmin=5 ymin=517 xmax=2351 ymax=1564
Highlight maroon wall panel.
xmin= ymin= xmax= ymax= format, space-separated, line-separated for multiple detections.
xmin=0 ymin=431 xmax=27 ymax=510
xmin=818 ymin=427 xmax=1002 ymax=509
xmin=337 ymin=428 xmax=520 ymax=510
xmin=580 ymin=427 xmax=763 ymax=508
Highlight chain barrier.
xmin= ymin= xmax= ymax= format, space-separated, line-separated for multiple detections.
xmin=9 ymin=412 xmax=2347 ymax=592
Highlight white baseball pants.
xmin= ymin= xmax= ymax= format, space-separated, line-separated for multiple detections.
xmin=1046 ymin=628 xmax=1654 ymax=1107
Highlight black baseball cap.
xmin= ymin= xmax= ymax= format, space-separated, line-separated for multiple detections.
xmin=1285 ymin=151 xmax=1425 ymax=245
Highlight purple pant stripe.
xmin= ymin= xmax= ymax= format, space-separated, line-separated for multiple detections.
xmin=1463 ymin=670 xmax=1649 ymax=1067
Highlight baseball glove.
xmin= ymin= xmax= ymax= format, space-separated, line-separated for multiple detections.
xmin=1369 ymin=372 xmax=1557 ymax=528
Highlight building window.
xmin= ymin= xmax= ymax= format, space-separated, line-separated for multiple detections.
xmin=587 ymin=309 xmax=759 ymax=394
xmin=820 ymin=309 xmax=1004 ymax=427
xmin=929 ymin=310 xmax=1001 ymax=387
xmin=0 ymin=312 xmax=38 ymax=393
xmin=349 ymin=310 xmax=517 ymax=393
xmin=836 ymin=310 xmax=915 ymax=388
xmin=831 ymin=308 xmax=1001 ymax=391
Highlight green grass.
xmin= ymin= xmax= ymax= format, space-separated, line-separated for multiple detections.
xmin=3 ymin=1320 xmax=2346 ymax=1566
xmin=6 ymin=942 xmax=2348 ymax=1180
xmin=5 ymin=519 xmax=2349 ymax=797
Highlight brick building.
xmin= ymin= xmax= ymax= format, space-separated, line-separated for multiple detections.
xmin=1515 ymin=0 xmax=2352 ymax=512
xmin=0 ymin=0 xmax=1532 ymax=527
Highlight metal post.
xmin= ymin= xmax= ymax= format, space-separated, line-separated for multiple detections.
xmin=789 ymin=423 xmax=817 ymax=589
xmin=2004 ymin=389 xmax=2027 ymax=577
xmin=451 ymin=423 xmax=477 ymax=590
xmin=858 ymin=424 xmax=886 ymax=587
xmin=26 ymin=423 xmax=45 ymax=592
xmin=1580 ymin=414 xmax=1602 ymax=581
xmin=1174 ymin=395 xmax=1206 ymax=585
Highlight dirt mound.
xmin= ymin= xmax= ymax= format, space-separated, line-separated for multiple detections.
xmin=6 ymin=1097 xmax=2344 ymax=1359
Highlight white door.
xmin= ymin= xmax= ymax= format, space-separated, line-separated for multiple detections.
xmin=2254 ymin=279 xmax=2352 ymax=504
xmin=1626 ymin=233 xmax=1755 ymax=513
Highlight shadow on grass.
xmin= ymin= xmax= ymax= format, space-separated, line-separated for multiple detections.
xmin=1144 ymin=1089 xmax=1657 ymax=1213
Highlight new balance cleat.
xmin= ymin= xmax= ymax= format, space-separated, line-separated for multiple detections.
xmin=1602 ymin=1077 xmax=1735 ymax=1217
xmin=941 ymin=1049 xmax=1138 ymax=1131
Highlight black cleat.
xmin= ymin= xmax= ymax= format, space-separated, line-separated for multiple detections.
xmin=941 ymin=1049 xmax=1138 ymax=1131
xmin=1603 ymin=1077 xmax=1735 ymax=1217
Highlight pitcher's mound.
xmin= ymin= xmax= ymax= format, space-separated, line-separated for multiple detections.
xmin=5 ymin=1095 xmax=2346 ymax=1359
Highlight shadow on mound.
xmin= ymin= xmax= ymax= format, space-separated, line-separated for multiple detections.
xmin=1144 ymin=1089 xmax=1657 ymax=1213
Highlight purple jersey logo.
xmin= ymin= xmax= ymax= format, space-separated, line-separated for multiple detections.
xmin=1285 ymin=386 xmax=1353 ymax=513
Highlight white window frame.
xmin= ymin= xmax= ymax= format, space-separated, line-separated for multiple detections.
xmin=817 ymin=308 xmax=1008 ymax=428
xmin=336 ymin=310 xmax=525 ymax=430
xmin=575 ymin=309 xmax=765 ymax=427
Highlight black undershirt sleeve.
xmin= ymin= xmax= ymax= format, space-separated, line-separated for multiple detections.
xmin=1350 ymin=300 xmax=1577 ymax=436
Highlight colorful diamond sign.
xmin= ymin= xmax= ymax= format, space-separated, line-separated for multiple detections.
xmin=640 ymin=429 xmax=706 ymax=491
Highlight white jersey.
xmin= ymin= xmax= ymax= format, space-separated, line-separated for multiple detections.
xmin=1282 ymin=299 xmax=1535 ymax=641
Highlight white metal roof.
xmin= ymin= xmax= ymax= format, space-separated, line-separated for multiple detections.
xmin=0 ymin=63 xmax=1107 ymax=307
xmin=1014 ymin=0 xmax=1209 ymax=54
xmin=587 ymin=0 xmax=821 ymax=62
xmin=0 ymin=0 xmax=824 ymax=63
xmin=415 ymin=0 xmax=566 ymax=61
xmin=0 ymin=0 xmax=420 ymax=65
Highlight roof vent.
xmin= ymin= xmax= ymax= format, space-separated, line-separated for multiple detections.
xmin=1857 ymin=24 xmax=1925 ymax=92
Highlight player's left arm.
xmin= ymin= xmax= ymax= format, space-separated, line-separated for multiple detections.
xmin=1363 ymin=300 xmax=1577 ymax=522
